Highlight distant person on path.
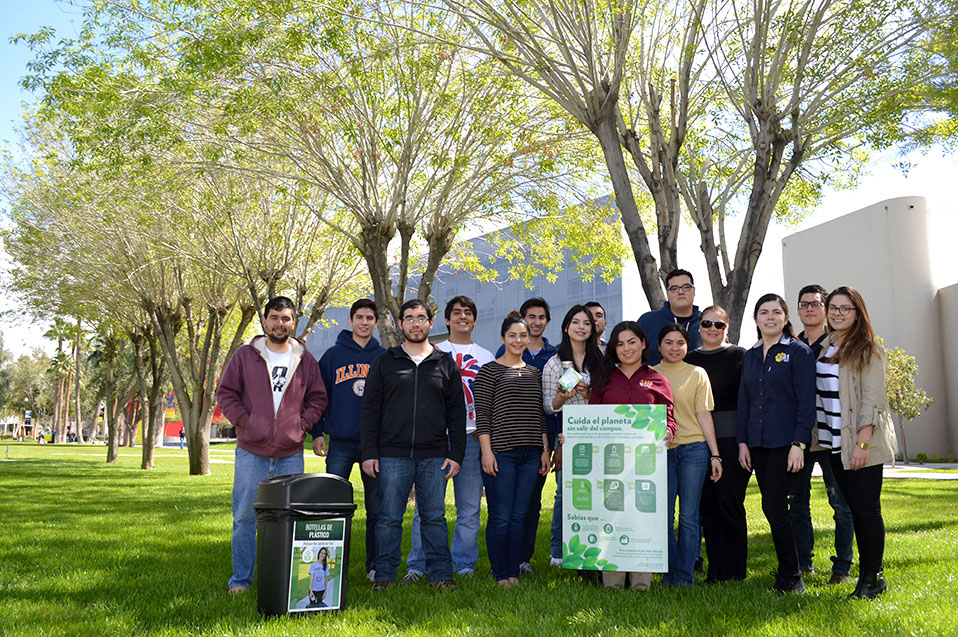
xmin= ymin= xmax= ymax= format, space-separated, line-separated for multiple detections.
xmin=495 ymin=298 xmax=559 ymax=575
xmin=686 ymin=306 xmax=749 ymax=583
xmin=788 ymin=284 xmax=855 ymax=585
xmin=737 ymin=293 xmax=815 ymax=594
xmin=638 ymin=269 xmax=703 ymax=365
xmin=179 ymin=427 xmax=186 ymax=449
xmin=312 ymin=298 xmax=386 ymax=581
xmin=360 ymin=299 xmax=466 ymax=591
xmin=818 ymin=286 xmax=898 ymax=599
xmin=216 ymin=296 xmax=328 ymax=595
xmin=475 ymin=312 xmax=550 ymax=587
xmin=406 ymin=296 xmax=494 ymax=581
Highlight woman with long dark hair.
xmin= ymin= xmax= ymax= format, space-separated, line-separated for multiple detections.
xmin=818 ymin=286 xmax=897 ymax=599
xmin=308 ymin=547 xmax=329 ymax=606
xmin=738 ymin=293 xmax=816 ymax=594
xmin=588 ymin=321 xmax=676 ymax=590
xmin=654 ymin=324 xmax=722 ymax=587
xmin=475 ymin=312 xmax=551 ymax=587
xmin=541 ymin=304 xmax=604 ymax=566
xmin=686 ymin=306 xmax=750 ymax=582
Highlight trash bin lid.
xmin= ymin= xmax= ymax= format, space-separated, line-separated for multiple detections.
xmin=254 ymin=473 xmax=355 ymax=511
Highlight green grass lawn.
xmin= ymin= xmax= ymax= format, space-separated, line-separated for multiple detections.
xmin=2 ymin=442 xmax=956 ymax=636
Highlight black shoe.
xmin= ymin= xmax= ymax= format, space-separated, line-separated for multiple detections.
xmin=849 ymin=571 xmax=887 ymax=599
xmin=772 ymin=574 xmax=806 ymax=594
xmin=694 ymin=557 xmax=705 ymax=574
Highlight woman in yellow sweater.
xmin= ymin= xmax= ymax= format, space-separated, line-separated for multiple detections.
xmin=654 ymin=324 xmax=722 ymax=586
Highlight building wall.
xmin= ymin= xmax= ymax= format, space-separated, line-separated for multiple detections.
xmin=782 ymin=196 xmax=954 ymax=457
xmin=304 ymin=236 xmax=623 ymax=359
xmin=938 ymin=282 xmax=958 ymax=455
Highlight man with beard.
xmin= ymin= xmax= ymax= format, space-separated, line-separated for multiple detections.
xmin=361 ymin=299 xmax=466 ymax=591
xmin=217 ymin=296 xmax=328 ymax=594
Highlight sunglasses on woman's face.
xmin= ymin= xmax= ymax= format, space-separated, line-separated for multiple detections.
xmin=701 ymin=320 xmax=727 ymax=329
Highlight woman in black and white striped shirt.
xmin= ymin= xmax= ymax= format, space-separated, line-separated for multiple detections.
xmin=475 ymin=312 xmax=550 ymax=587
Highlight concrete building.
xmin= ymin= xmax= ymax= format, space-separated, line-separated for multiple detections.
xmin=305 ymin=232 xmax=625 ymax=358
xmin=782 ymin=196 xmax=957 ymax=458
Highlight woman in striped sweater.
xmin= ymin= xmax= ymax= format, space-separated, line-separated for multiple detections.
xmin=475 ymin=312 xmax=551 ymax=587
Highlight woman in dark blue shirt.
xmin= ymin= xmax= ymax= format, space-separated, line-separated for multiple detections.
xmin=737 ymin=293 xmax=816 ymax=594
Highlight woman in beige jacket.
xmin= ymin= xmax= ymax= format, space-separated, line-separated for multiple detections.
xmin=816 ymin=286 xmax=898 ymax=599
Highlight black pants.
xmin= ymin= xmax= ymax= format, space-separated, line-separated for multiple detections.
xmin=751 ymin=446 xmax=800 ymax=578
xmin=830 ymin=453 xmax=886 ymax=574
xmin=701 ymin=437 xmax=751 ymax=580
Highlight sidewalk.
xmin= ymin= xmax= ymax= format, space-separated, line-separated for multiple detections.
xmin=809 ymin=462 xmax=958 ymax=480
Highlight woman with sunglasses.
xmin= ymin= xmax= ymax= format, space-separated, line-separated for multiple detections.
xmin=738 ymin=294 xmax=816 ymax=594
xmin=818 ymin=286 xmax=897 ymax=599
xmin=654 ymin=324 xmax=722 ymax=587
xmin=685 ymin=307 xmax=749 ymax=583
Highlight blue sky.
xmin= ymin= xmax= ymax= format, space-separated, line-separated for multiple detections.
xmin=1 ymin=0 xmax=955 ymax=355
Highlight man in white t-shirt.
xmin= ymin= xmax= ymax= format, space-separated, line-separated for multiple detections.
xmin=405 ymin=296 xmax=494 ymax=579
xmin=217 ymin=296 xmax=328 ymax=594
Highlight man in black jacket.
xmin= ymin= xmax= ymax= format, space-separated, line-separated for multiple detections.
xmin=360 ymin=299 xmax=466 ymax=591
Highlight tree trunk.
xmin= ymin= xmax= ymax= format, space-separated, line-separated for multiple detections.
xmin=593 ymin=114 xmax=665 ymax=310
xmin=104 ymin=336 xmax=119 ymax=463
xmin=74 ymin=320 xmax=85 ymax=444
xmin=63 ymin=371 xmax=73 ymax=442
xmin=357 ymin=224 xmax=401 ymax=346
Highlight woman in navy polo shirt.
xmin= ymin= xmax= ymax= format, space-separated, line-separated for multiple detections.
xmin=737 ymin=293 xmax=816 ymax=594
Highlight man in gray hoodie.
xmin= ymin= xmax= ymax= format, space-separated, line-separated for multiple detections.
xmin=217 ymin=296 xmax=328 ymax=594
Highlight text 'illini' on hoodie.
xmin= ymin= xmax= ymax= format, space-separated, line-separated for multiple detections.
xmin=311 ymin=329 xmax=386 ymax=442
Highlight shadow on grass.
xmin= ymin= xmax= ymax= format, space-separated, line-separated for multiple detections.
xmin=2 ymin=448 xmax=956 ymax=635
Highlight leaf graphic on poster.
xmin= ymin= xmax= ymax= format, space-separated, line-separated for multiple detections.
xmin=562 ymin=535 xmax=622 ymax=571
xmin=649 ymin=418 xmax=667 ymax=441
xmin=614 ymin=404 xmax=634 ymax=416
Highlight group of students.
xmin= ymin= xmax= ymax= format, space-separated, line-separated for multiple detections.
xmin=218 ymin=270 xmax=897 ymax=600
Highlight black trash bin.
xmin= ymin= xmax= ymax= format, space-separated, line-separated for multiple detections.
xmin=254 ymin=473 xmax=357 ymax=616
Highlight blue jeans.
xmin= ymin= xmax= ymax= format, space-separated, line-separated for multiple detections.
xmin=229 ymin=447 xmax=304 ymax=589
xmin=664 ymin=441 xmax=709 ymax=586
xmin=788 ymin=449 xmax=855 ymax=575
xmin=482 ymin=446 xmax=542 ymax=580
xmin=408 ymin=435 xmax=482 ymax=574
xmin=324 ymin=437 xmax=382 ymax=573
xmin=550 ymin=469 xmax=563 ymax=560
xmin=375 ymin=456 xmax=452 ymax=583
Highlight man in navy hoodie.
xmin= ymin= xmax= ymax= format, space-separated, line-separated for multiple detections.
xmin=217 ymin=296 xmax=328 ymax=594
xmin=311 ymin=298 xmax=386 ymax=581
xmin=638 ymin=268 xmax=703 ymax=365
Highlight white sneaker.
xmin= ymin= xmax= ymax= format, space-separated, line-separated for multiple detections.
xmin=401 ymin=570 xmax=424 ymax=584
xmin=366 ymin=569 xmax=376 ymax=582
xmin=518 ymin=561 xmax=534 ymax=575
xmin=550 ymin=557 xmax=563 ymax=568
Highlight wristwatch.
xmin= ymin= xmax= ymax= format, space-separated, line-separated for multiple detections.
xmin=856 ymin=441 xmax=871 ymax=450
xmin=791 ymin=441 xmax=807 ymax=450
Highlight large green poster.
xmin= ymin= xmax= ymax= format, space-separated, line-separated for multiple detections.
xmin=561 ymin=404 xmax=668 ymax=572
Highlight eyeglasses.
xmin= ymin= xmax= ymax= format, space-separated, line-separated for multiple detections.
xmin=700 ymin=320 xmax=727 ymax=329
xmin=827 ymin=305 xmax=856 ymax=316
xmin=667 ymin=284 xmax=694 ymax=292
xmin=797 ymin=301 xmax=824 ymax=309
xmin=402 ymin=316 xmax=430 ymax=325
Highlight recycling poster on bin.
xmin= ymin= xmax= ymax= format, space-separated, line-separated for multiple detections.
xmin=287 ymin=518 xmax=346 ymax=612
xmin=561 ymin=404 xmax=668 ymax=573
